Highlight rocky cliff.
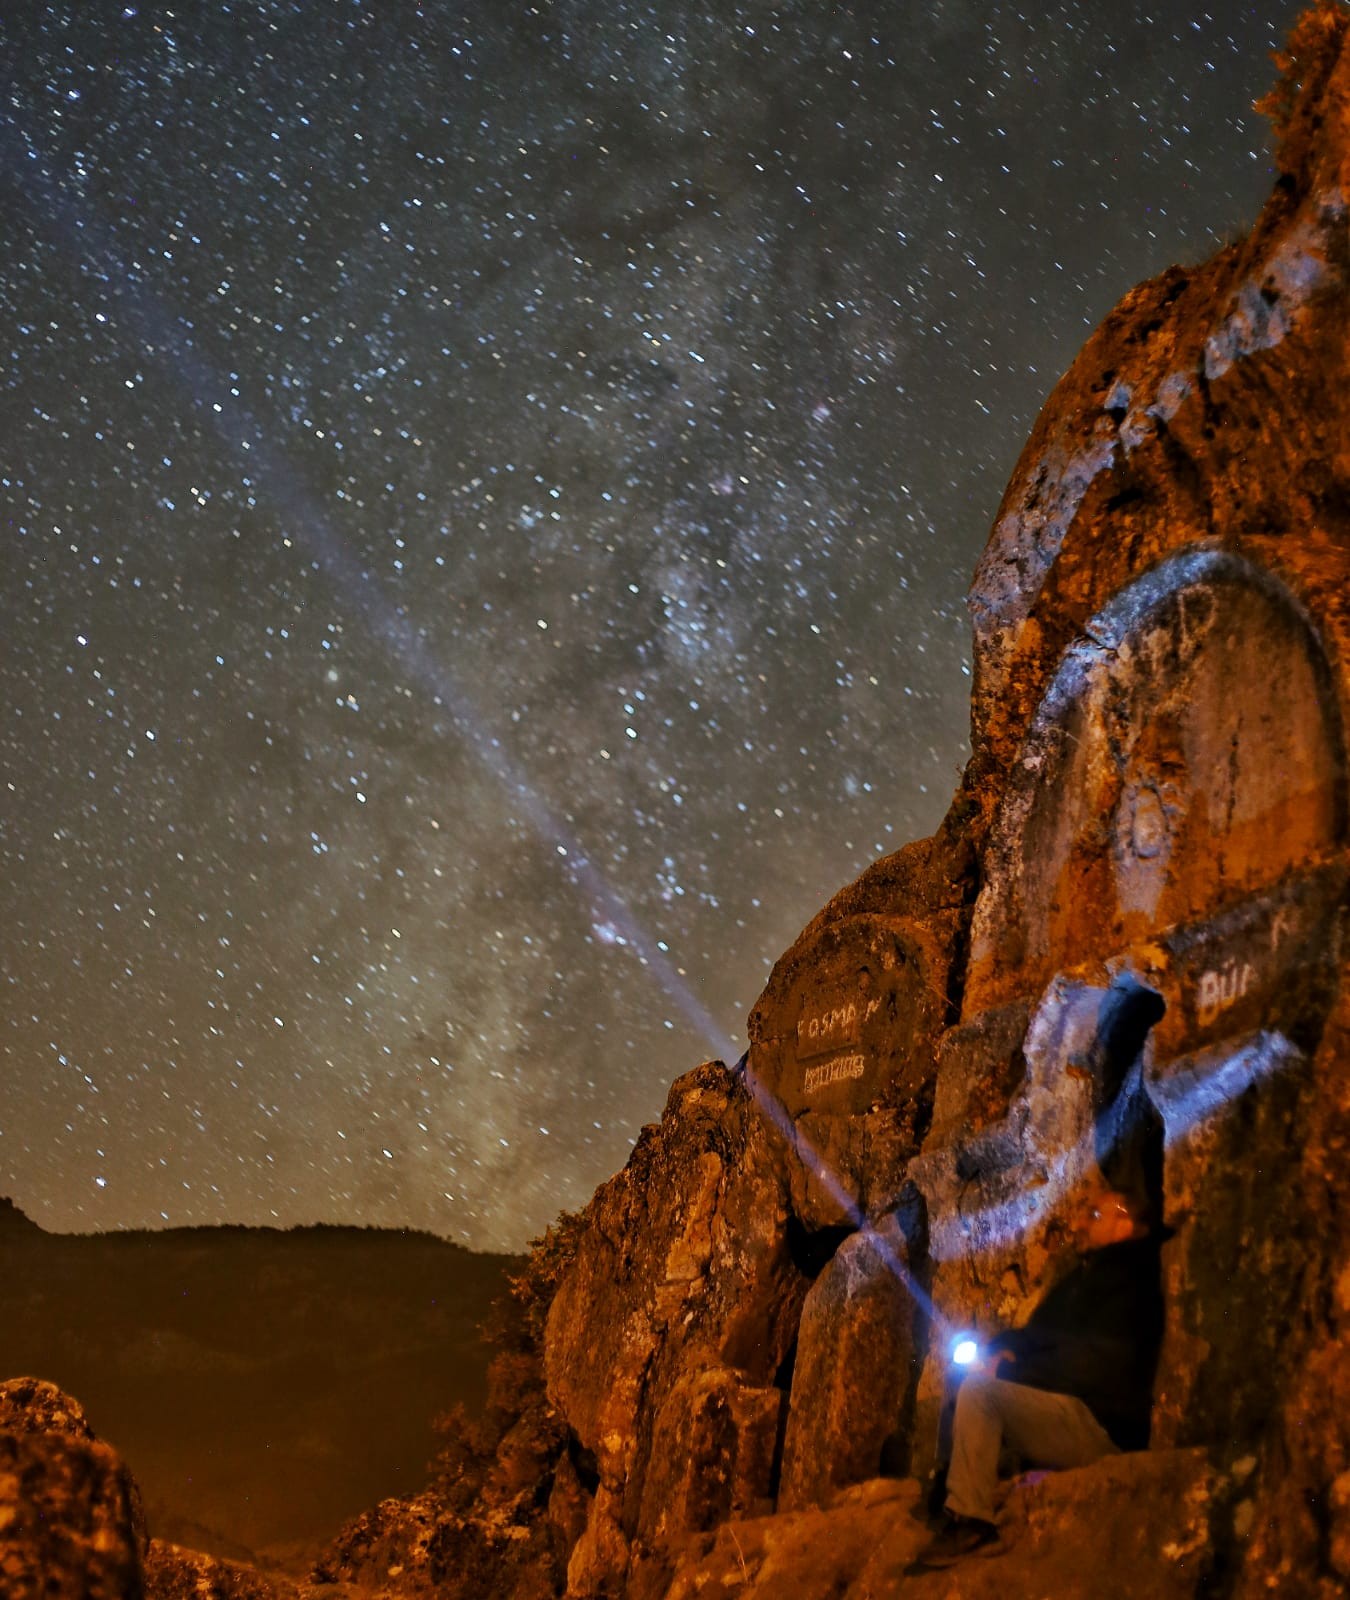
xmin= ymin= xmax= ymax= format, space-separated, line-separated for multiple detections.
xmin=11 ymin=7 xmax=1350 ymax=1598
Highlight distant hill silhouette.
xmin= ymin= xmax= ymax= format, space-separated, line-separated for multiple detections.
xmin=0 ymin=1196 xmax=41 ymax=1230
xmin=0 ymin=1201 xmax=514 ymax=1564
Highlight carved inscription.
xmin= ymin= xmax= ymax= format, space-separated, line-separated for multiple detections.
xmin=803 ymin=1053 xmax=866 ymax=1095
xmin=795 ymin=997 xmax=880 ymax=1061
xmin=1152 ymin=866 xmax=1345 ymax=1069
xmin=1196 ymin=959 xmax=1256 ymax=1028
xmin=1268 ymin=905 xmax=1299 ymax=951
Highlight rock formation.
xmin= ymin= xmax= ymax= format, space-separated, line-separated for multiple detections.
xmin=0 ymin=1378 xmax=147 ymax=1600
xmin=14 ymin=7 xmax=1350 ymax=1598
xmin=325 ymin=9 xmax=1350 ymax=1594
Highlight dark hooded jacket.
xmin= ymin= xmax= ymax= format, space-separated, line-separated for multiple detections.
xmin=993 ymin=1233 xmax=1165 ymax=1450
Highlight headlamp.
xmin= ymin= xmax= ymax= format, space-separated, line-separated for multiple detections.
xmin=951 ymin=1334 xmax=979 ymax=1368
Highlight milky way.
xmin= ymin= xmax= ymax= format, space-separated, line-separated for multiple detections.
xmin=2 ymin=2 xmax=1306 ymax=1250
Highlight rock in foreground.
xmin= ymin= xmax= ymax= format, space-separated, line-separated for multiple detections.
xmin=661 ymin=1449 xmax=1226 ymax=1600
xmin=0 ymin=1382 xmax=144 ymax=1600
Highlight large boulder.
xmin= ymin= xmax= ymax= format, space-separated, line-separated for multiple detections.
xmin=635 ymin=1367 xmax=781 ymax=1545
xmin=0 ymin=1378 xmax=302 ymax=1600
xmin=0 ymin=1424 xmax=145 ymax=1600
xmin=543 ymin=1062 xmax=804 ymax=1592
xmin=776 ymin=1211 xmax=923 ymax=1512
xmin=745 ymin=837 xmax=971 ymax=1232
xmin=0 ymin=1375 xmax=99 ymax=1445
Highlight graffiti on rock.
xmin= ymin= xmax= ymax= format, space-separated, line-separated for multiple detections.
xmin=795 ymin=997 xmax=880 ymax=1060
xmin=803 ymin=1054 xmax=868 ymax=1095
xmin=1195 ymin=960 xmax=1256 ymax=1028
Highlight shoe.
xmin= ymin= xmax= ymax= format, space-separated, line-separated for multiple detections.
xmin=905 ymin=1512 xmax=999 ymax=1572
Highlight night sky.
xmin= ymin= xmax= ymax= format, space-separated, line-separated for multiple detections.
xmin=3 ymin=1 xmax=1308 ymax=1251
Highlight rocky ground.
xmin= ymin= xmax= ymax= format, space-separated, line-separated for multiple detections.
xmin=0 ymin=1375 xmax=1268 ymax=1600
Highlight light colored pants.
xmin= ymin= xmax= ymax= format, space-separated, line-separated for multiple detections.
xmin=945 ymin=1376 xmax=1120 ymax=1524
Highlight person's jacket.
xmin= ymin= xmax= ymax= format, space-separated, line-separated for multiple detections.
xmin=992 ymin=1233 xmax=1165 ymax=1450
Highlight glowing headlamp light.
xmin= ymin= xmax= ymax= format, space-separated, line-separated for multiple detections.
xmin=950 ymin=1334 xmax=980 ymax=1368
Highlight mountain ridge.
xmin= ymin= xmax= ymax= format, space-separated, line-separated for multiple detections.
xmin=0 ymin=1201 xmax=516 ymax=1561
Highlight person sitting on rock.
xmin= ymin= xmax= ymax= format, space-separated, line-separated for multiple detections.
xmin=910 ymin=1180 xmax=1166 ymax=1570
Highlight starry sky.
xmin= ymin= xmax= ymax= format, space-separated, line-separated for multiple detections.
xmin=2 ymin=1 xmax=1310 ymax=1252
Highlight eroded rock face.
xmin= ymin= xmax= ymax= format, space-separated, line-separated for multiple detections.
xmin=902 ymin=19 xmax=1350 ymax=1592
xmin=0 ymin=1424 xmax=144 ymax=1600
xmin=744 ymin=837 xmax=971 ymax=1233
xmin=776 ymin=1211 xmax=923 ymax=1512
xmin=964 ymin=555 xmax=1345 ymax=1018
xmin=543 ymin=1062 xmax=802 ymax=1592
xmin=143 ymin=1543 xmax=298 ymax=1600
xmin=635 ymin=1368 xmax=781 ymax=1545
